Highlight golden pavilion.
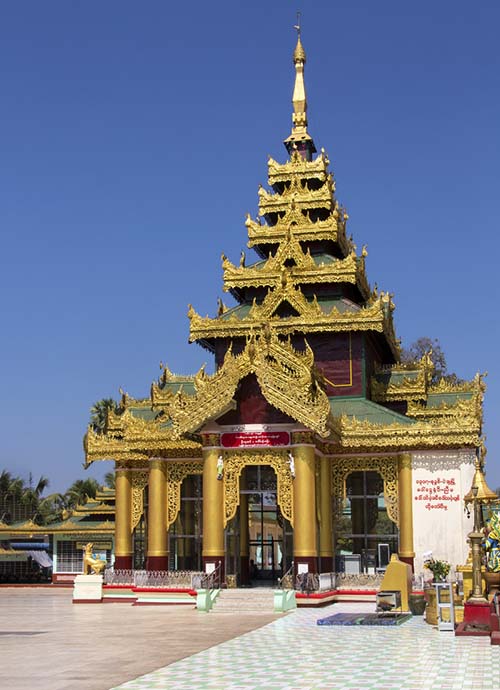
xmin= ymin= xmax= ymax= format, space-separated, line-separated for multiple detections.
xmin=84 ymin=31 xmax=484 ymax=584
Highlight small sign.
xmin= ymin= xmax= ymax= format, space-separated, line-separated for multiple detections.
xmin=297 ymin=563 xmax=309 ymax=574
xmin=205 ymin=563 xmax=215 ymax=574
xmin=220 ymin=431 xmax=290 ymax=448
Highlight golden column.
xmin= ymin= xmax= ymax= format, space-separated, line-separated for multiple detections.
xmin=202 ymin=447 xmax=225 ymax=579
xmin=115 ymin=466 xmax=133 ymax=570
xmin=239 ymin=469 xmax=250 ymax=584
xmin=293 ymin=444 xmax=318 ymax=573
xmin=147 ymin=459 xmax=168 ymax=571
xmin=398 ymin=453 xmax=415 ymax=569
xmin=319 ymin=456 xmax=333 ymax=572
xmin=183 ymin=477 xmax=195 ymax=570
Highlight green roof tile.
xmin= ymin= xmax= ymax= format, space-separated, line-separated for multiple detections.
xmin=330 ymin=397 xmax=416 ymax=425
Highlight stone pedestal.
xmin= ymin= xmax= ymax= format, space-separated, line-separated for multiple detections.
xmin=73 ymin=574 xmax=103 ymax=603
xmin=463 ymin=600 xmax=491 ymax=627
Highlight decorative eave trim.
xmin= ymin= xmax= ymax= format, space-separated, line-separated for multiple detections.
xmin=222 ymin=249 xmax=370 ymax=300
xmin=267 ymin=150 xmax=330 ymax=184
xmin=323 ymin=414 xmax=481 ymax=452
xmin=189 ymin=293 xmax=398 ymax=357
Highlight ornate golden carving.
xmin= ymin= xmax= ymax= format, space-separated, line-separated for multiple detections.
xmin=371 ymin=370 xmax=427 ymax=402
xmin=407 ymin=395 xmax=479 ymax=421
xmin=246 ymin=202 xmax=349 ymax=253
xmin=189 ymin=284 xmax=398 ymax=357
xmin=223 ymin=227 xmax=369 ymax=298
xmin=151 ymin=353 xmax=241 ymax=438
xmin=201 ymin=433 xmax=220 ymax=447
xmin=371 ymin=352 xmax=433 ymax=402
xmin=267 ymin=150 xmax=329 ymax=185
xmin=222 ymin=451 xmax=293 ymax=527
xmin=152 ymin=330 xmax=331 ymax=438
xmin=85 ymin=413 xmax=202 ymax=465
xmin=166 ymin=461 xmax=203 ymax=530
xmin=331 ymin=456 xmax=399 ymax=526
xmin=131 ymin=471 xmax=148 ymax=530
xmin=430 ymin=371 xmax=487 ymax=395
xmin=258 ymin=174 xmax=334 ymax=216
xmin=291 ymin=431 xmax=315 ymax=445
xmin=333 ymin=414 xmax=481 ymax=451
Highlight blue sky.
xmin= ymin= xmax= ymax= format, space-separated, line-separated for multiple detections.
xmin=1 ymin=1 xmax=499 ymax=494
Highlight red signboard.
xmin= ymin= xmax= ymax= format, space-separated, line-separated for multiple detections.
xmin=220 ymin=431 xmax=290 ymax=448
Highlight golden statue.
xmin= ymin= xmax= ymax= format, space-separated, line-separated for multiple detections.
xmin=82 ymin=543 xmax=106 ymax=575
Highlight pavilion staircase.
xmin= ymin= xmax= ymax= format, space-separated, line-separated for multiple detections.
xmin=213 ymin=587 xmax=276 ymax=613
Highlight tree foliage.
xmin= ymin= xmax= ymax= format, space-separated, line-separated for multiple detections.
xmin=65 ymin=478 xmax=100 ymax=509
xmin=90 ymin=398 xmax=119 ymax=433
xmin=0 ymin=472 xmax=105 ymax=525
xmin=400 ymin=336 xmax=461 ymax=384
xmin=104 ymin=471 xmax=116 ymax=490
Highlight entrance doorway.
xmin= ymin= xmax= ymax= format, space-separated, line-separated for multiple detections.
xmin=244 ymin=465 xmax=292 ymax=585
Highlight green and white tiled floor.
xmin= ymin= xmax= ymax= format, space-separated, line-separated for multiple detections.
xmin=110 ymin=603 xmax=500 ymax=690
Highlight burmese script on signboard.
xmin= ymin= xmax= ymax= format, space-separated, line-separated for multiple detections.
xmin=220 ymin=431 xmax=290 ymax=448
xmin=414 ymin=477 xmax=460 ymax=511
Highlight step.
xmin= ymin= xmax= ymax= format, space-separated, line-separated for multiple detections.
xmin=213 ymin=588 xmax=275 ymax=612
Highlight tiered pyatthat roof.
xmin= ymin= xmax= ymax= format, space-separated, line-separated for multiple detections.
xmin=83 ymin=31 xmax=484 ymax=466
xmin=189 ymin=146 xmax=397 ymax=359
xmin=187 ymin=32 xmax=399 ymax=359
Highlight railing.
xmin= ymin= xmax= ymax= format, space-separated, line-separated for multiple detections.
xmin=104 ymin=568 xmax=208 ymax=589
xmin=104 ymin=569 xmax=134 ymax=585
xmin=277 ymin=562 xmax=294 ymax=590
xmin=104 ymin=567 xmax=379 ymax=591
xmin=293 ymin=571 xmax=383 ymax=593
xmin=202 ymin=561 xmax=221 ymax=589
xmin=335 ymin=572 xmax=383 ymax=590
xmin=296 ymin=572 xmax=319 ymax=594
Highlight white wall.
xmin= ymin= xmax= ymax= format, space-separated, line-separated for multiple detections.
xmin=412 ymin=450 xmax=475 ymax=577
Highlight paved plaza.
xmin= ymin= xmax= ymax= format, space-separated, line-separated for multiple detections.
xmin=0 ymin=588 xmax=277 ymax=690
xmin=112 ymin=604 xmax=500 ymax=690
xmin=1 ymin=588 xmax=500 ymax=690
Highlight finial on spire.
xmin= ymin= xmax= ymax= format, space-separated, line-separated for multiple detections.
xmin=284 ymin=14 xmax=316 ymax=159
xmin=294 ymin=11 xmax=301 ymax=36
xmin=293 ymin=12 xmax=306 ymax=63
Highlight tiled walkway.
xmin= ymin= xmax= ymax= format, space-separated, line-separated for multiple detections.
xmin=111 ymin=603 xmax=500 ymax=690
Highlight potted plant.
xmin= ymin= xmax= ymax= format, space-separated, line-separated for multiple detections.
xmin=424 ymin=557 xmax=450 ymax=583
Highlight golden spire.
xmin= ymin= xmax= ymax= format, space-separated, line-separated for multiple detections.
xmin=463 ymin=448 xmax=498 ymax=505
xmin=284 ymin=14 xmax=316 ymax=158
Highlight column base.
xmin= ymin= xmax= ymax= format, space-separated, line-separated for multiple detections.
xmin=114 ymin=555 xmax=133 ymax=570
xmin=240 ymin=556 xmax=250 ymax=586
xmin=398 ymin=554 xmax=415 ymax=572
xmin=319 ymin=556 xmax=334 ymax=573
xmin=202 ymin=556 xmax=225 ymax=585
xmin=294 ymin=556 xmax=317 ymax=576
xmin=146 ymin=555 xmax=169 ymax=571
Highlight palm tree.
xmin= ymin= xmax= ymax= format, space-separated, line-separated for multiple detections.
xmin=90 ymin=398 xmax=118 ymax=433
xmin=104 ymin=471 xmax=115 ymax=490
xmin=21 ymin=474 xmax=50 ymax=523
xmin=3 ymin=475 xmax=26 ymax=522
xmin=35 ymin=492 xmax=68 ymax=524
xmin=65 ymin=478 xmax=100 ymax=509
xmin=0 ymin=470 xmax=15 ymax=522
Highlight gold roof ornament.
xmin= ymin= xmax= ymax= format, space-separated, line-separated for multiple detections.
xmin=463 ymin=448 xmax=498 ymax=505
xmin=284 ymin=15 xmax=316 ymax=157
